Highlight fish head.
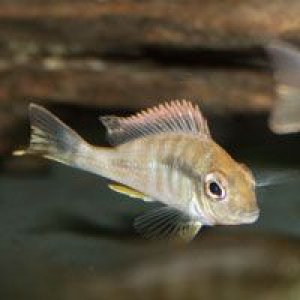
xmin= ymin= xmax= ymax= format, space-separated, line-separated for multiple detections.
xmin=197 ymin=143 xmax=259 ymax=225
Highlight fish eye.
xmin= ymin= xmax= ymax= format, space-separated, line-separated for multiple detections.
xmin=204 ymin=172 xmax=227 ymax=200
xmin=209 ymin=181 xmax=222 ymax=196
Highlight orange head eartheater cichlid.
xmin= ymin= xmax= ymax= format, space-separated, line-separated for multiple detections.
xmin=14 ymin=100 xmax=259 ymax=242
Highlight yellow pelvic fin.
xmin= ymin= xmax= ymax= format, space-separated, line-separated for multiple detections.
xmin=108 ymin=184 xmax=146 ymax=200
xmin=12 ymin=149 xmax=27 ymax=156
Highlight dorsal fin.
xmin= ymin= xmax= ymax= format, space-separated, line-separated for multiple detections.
xmin=100 ymin=100 xmax=211 ymax=146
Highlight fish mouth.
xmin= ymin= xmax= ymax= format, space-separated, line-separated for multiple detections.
xmin=241 ymin=210 xmax=260 ymax=224
xmin=224 ymin=209 xmax=260 ymax=225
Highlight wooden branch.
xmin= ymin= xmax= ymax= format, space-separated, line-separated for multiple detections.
xmin=0 ymin=0 xmax=299 ymax=57
xmin=0 ymin=58 xmax=273 ymax=112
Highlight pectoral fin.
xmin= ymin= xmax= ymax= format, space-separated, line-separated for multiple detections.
xmin=134 ymin=207 xmax=202 ymax=243
xmin=108 ymin=183 xmax=149 ymax=200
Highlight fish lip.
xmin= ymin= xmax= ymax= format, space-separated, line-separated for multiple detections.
xmin=222 ymin=210 xmax=259 ymax=225
xmin=225 ymin=210 xmax=260 ymax=225
xmin=242 ymin=210 xmax=260 ymax=224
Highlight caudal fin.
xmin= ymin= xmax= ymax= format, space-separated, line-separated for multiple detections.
xmin=14 ymin=104 xmax=89 ymax=167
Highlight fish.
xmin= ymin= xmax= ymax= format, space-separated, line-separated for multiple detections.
xmin=13 ymin=100 xmax=259 ymax=242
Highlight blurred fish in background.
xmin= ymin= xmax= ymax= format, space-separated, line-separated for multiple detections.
xmin=266 ymin=42 xmax=300 ymax=134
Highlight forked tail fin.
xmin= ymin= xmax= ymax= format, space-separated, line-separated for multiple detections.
xmin=14 ymin=104 xmax=90 ymax=167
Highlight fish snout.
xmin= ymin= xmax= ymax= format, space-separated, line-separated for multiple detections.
xmin=237 ymin=192 xmax=260 ymax=224
xmin=241 ymin=209 xmax=260 ymax=224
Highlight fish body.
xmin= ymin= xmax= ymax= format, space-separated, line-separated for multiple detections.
xmin=15 ymin=100 xmax=259 ymax=242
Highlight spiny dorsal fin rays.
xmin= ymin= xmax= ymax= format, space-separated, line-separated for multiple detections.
xmin=134 ymin=206 xmax=202 ymax=243
xmin=100 ymin=100 xmax=211 ymax=146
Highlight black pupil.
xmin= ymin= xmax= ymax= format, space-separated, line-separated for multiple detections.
xmin=209 ymin=181 xmax=222 ymax=197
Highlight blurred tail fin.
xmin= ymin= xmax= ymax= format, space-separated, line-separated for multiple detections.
xmin=13 ymin=104 xmax=89 ymax=167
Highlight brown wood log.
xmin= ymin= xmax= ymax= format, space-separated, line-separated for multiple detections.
xmin=0 ymin=0 xmax=299 ymax=57
xmin=0 ymin=57 xmax=273 ymax=112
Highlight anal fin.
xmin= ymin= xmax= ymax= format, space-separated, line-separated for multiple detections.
xmin=134 ymin=207 xmax=202 ymax=243
xmin=12 ymin=149 xmax=27 ymax=156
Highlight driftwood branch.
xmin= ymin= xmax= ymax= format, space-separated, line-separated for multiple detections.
xmin=0 ymin=58 xmax=272 ymax=111
xmin=0 ymin=0 xmax=300 ymax=57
